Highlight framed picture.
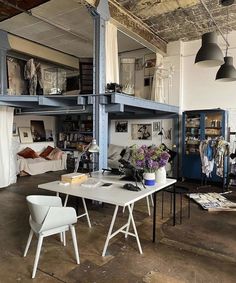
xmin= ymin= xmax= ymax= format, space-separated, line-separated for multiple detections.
xmin=12 ymin=123 xmax=17 ymax=135
xmin=115 ymin=121 xmax=128 ymax=133
xmin=131 ymin=123 xmax=152 ymax=140
xmin=31 ymin=120 xmax=46 ymax=142
xmin=18 ymin=127 xmax=33 ymax=143
xmin=153 ymin=121 xmax=161 ymax=132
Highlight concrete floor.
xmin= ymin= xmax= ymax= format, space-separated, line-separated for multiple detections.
xmin=0 ymin=171 xmax=236 ymax=283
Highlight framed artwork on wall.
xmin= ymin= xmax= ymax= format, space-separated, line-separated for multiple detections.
xmin=131 ymin=123 xmax=152 ymax=140
xmin=115 ymin=121 xmax=128 ymax=133
xmin=31 ymin=120 xmax=46 ymax=142
xmin=153 ymin=121 xmax=161 ymax=132
xmin=18 ymin=127 xmax=33 ymax=143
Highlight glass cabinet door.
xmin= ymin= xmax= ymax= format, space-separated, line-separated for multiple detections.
xmin=185 ymin=114 xmax=201 ymax=154
xmin=204 ymin=112 xmax=223 ymax=138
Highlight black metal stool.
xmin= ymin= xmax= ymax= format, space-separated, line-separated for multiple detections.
xmin=161 ymin=185 xmax=191 ymax=225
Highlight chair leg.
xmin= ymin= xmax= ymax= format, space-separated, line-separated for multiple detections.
xmin=32 ymin=235 xmax=44 ymax=279
xmin=63 ymin=232 xmax=66 ymax=246
xmin=70 ymin=225 xmax=80 ymax=264
xmin=23 ymin=229 xmax=34 ymax=257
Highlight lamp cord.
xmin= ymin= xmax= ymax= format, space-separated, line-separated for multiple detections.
xmin=226 ymin=8 xmax=229 ymax=56
xmin=200 ymin=0 xmax=230 ymax=48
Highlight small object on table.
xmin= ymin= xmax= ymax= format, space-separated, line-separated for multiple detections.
xmin=123 ymin=183 xmax=141 ymax=191
xmin=61 ymin=173 xmax=88 ymax=184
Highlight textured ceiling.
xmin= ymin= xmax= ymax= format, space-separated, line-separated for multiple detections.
xmin=0 ymin=0 xmax=143 ymax=57
xmin=1 ymin=0 xmax=235 ymax=57
xmin=115 ymin=0 xmax=236 ymax=42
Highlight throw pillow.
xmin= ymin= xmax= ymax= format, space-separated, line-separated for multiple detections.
xmin=46 ymin=147 xmax=63 ymax=160
xmin=17 ymin=147 xmax=39 ymax=159
xmin=39 ymin=146 xmax=54 ymax=159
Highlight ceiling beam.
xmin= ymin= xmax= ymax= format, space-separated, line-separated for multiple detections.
xmin=85 ymin=0 xmax=167 ymax=54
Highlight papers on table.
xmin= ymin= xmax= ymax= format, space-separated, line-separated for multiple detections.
xmin=81 ymin=178 xmax=102 ymax=188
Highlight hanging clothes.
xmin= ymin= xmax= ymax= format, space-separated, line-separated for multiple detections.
xmin=215 ymin=139 xmax=229 ymax=177
xmin=199 ymin=139 xmax=215 ymax=177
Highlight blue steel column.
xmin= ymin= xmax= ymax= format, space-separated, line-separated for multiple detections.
xmin=93 ymin=12 xmax=108 ymax=169
xmin=0 ymin=31 xmax=10 ymax=95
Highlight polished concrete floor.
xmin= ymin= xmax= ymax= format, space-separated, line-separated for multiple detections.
xmin=0 ymin=171 xmax=236 ymax=283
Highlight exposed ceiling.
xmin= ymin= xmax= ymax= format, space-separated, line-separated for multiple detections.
xmin=0 ymin=0 xmax=235 ymax=58
xmin=115 ymin=0 xmax=236 ymax=42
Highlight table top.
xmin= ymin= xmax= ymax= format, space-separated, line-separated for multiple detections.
xmin=38 ymin=172 xmax=176 ymax=207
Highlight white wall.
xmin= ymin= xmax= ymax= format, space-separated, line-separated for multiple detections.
xmin=13 ymin=115 xmax=56 ymax=152
xmin=109 ymin=118 xmax=173 ymax=148
xmin=182 ymin=31 xmax=236 ymax=111
xmin=164 ymin=41 xmax=183 ymax=109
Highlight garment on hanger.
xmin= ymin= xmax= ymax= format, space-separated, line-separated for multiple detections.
xmin=199 ymin=137 xmax=229 ymax=178
xmin=199 ymin=139 xmax=215 ymax=177
xmin=215 ymin=139 xmax=229 ymax=177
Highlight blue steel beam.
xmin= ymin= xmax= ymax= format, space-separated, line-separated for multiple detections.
xmin=0 ymin=31 xmax=10 ymax=95
xmin=111 ymin=93 xmax=179 ymax=114
xmin=105 ymin=104 xmax=124 ymax=112
xmin=38 ymin=96 xmax=73 ymax=107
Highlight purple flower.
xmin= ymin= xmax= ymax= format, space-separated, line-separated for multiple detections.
xmin=131 ymin=144 xmax=170 ymax=172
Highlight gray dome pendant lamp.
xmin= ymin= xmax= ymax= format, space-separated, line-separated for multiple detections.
xmin=215 ymin=7 xmax=236 ymax=82
xmin=195 ymin=31 xmax=224 ymax=67
xmin=215 ymin=56 xmax=236 ymax=82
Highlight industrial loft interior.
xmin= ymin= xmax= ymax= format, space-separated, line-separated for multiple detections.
xmin=0 ymin=0 xmax=236 ymax=282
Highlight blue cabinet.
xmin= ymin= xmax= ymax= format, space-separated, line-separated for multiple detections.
xmin=182 ymin=109 xmax=228 ymax=181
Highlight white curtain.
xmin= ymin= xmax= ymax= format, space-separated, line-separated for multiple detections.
xmin=105 ymin=21 xmax=119 ymax=84
xmin=0 ymin=106 xmax=17 ymax=188
xmin=151 ymin=53 xmax=164 ymax=102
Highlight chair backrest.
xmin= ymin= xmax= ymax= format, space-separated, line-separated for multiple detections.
xmin=26 ymin=195 xmax=62 ymax=224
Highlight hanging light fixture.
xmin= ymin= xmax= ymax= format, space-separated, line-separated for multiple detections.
xmin=215 ymin=7 xmax=236 ymax=82
xmin=195 ymin=31 xmax=224 ymax=67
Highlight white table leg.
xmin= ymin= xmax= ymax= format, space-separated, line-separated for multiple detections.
xmin=128 ymin=205 xmax=143 ymax=254
xmin=127 ymin=204 xmax=143 ymax=254
xmin=82 ymin=198 xmax=91 ymax=228
xmin=125 ymin=203 xmax=134 ymax=238
xmin=102 ymin=205 xmax=119 ymax=257
xmin=64 ymin=194 xmax=69 ymax=206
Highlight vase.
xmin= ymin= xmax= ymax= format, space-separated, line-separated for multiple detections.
xmin=155 ymin=167 xmax=166 ymax=184
xmin=143 ymin=172 xmax=156 ymax=186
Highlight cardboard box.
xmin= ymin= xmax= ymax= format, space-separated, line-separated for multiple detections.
xmin=61 ymin=173 xmax=88 ymax=184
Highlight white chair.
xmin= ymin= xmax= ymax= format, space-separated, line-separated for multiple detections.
xmin=23 ymin=195 xmax=80 ymax=278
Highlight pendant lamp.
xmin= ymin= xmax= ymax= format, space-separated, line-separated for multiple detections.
xmin=215 ymin=56 xmax=236 ymax=81
xmin=195 ymin=31 xmax=224 ymax=67
xmin=215 ymin=7 xmax=236 ymax=82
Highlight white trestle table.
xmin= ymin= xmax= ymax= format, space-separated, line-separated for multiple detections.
xmin=38 ymin=171 xmax=176 ymax=256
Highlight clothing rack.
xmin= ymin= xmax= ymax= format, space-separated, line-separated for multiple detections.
xmin=199 ymin=137 xmax=229 ymax=192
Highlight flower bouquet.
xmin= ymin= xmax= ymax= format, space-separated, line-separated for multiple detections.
xmin=130 ymin=144 xmax=170 ymax=185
